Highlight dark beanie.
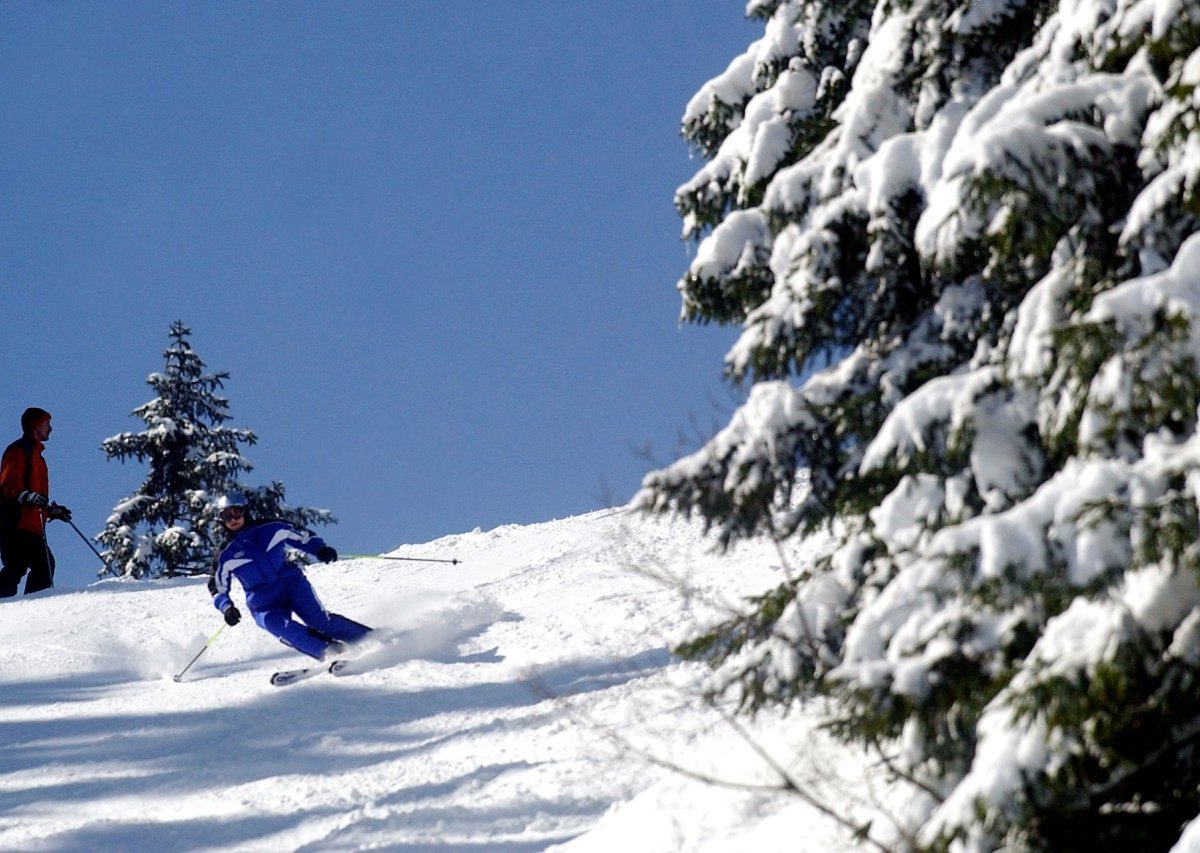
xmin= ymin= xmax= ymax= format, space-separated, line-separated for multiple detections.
xmin=21 ymin=407 xmax=51 ymax=433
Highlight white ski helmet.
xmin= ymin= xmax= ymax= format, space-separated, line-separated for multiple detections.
xmin=216 ymin=491 xmax=249 ymax=512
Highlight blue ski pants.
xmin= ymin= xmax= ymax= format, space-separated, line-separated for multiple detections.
xmin=249 ymin=570 xmax=371 ymax=659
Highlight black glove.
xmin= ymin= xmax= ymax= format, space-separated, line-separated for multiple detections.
xmin=17 ymin=490 xmax=47 ymax=507
xmin=223 ymin=605 xmax=242 ymax=626
xmin=316 ymin=546 xmax=338 ymax=564
xmin=47 ymin=503 xmax=72 ymax=522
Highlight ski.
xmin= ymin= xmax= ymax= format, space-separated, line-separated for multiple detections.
xmin=328 ymin=658 xmax=362 ymax=677
xmin=269 ymin=665 xmax=328 ymax=687
xmin=270 ymin=658 xmax=362 ymax=686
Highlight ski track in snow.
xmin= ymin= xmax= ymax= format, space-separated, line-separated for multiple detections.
xmin=0 ymin=508 xmax=867 ymax=852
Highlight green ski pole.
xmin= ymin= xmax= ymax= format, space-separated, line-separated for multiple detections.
xmin=173 ymin=624 xmax=226 ymax=683
xmin=341 ymin=553 xmax=461 ymax=565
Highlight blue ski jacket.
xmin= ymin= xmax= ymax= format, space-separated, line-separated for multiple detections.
xmin=210 ymin=520 xmax=329 ymax=613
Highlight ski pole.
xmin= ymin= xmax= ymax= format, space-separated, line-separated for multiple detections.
xmin=341 ymin=553 xmax=461 ymax=565
xmin=64 ymin=517 xmax=111 ymax=572
xmin=173 ymin=624 xmax=226 ymax=683
xmin=39 ymin=506 xmax=54 ymax=589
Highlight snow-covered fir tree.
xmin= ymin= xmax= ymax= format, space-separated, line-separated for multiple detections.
xmin=99 ymin=321 xmax=332 ymax=578
xmin=638 ymin=0 xmax=1200 ymax=849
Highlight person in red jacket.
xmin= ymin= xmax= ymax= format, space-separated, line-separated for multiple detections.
xmin=0 ymin=408 xmax=72 ymax=597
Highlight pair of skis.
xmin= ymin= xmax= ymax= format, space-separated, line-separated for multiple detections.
xmin=270 ymin=657 xmax=363 ymax=687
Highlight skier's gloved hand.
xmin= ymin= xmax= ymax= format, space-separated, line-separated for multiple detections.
xmin=17 ymin=491 xmax=47 ymax=507
xmin=223 ymin=605 xmax=242 ymax=626
xmin=316 ymin=546 xmax=338 ymax=564
xmin=47 ymin=503 xmax=72 ymax=522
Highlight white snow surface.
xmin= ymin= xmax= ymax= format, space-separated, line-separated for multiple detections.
xmin=0 ymin=508 xmax=881 ymax=852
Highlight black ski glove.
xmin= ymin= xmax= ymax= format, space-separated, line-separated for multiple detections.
xmin=316 ymin=546 xmax=338 ymax=564
xmin=17 ymin=490 xmax=47 ymax=507
xmin=223 ymin=605 xmax=241 ymax=626
xmin=47 ymin=503 xmax=72 ymax=522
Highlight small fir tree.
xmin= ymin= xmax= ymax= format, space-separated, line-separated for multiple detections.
xmin=99 ymin=321 xmax=332 ymax=578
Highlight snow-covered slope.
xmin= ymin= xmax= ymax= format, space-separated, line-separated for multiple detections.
xmin=0 ymin=507 xmax=863 ymax=852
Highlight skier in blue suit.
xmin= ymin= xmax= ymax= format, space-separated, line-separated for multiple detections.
xmin=208 ymin=491 xmax=371 ymax=660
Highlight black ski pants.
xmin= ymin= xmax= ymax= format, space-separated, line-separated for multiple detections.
xmin=0 ymin=528 xmax=54 ymax=597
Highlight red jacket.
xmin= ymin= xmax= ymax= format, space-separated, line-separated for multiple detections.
xmin=0 ymin=437 xmax=49 ymax=535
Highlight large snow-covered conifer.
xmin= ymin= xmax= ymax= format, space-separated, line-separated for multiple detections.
xmin=99 ymin=321 xmax=332 ymax=578
xmin=639 ymin=0 xmax=1200 ymax=848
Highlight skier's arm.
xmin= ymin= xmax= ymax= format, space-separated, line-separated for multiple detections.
xmin=0 ymin=444 xmax=24 ymax=503
xmin=279 ymin=523 xmax=334 ymax=562
xmin=256 ymin=520 xmax=336 ymax=564
xmin=208 ymin=550 xmax=238 ymax=613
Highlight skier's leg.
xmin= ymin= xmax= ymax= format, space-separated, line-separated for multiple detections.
xmin=0 ymin=564 xmax=21 ymax=597
xmin=289 ymin=574 xmax=372 ymax=644
xmin=253 ymin=605 xmax=330 ymax=660
xmin=0 ymin=555 xmax=23 ymax=599
xmin=0 ymin=532 xmax=33 ymax=598
xmin=23 ymin=543 xmax=53 ymax=594
xmin=326 ymin=613 xmax=373 ymax=640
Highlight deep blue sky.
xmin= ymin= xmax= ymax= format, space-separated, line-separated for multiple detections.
xmin=1 ymin=3 xmax=757 ymax=588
